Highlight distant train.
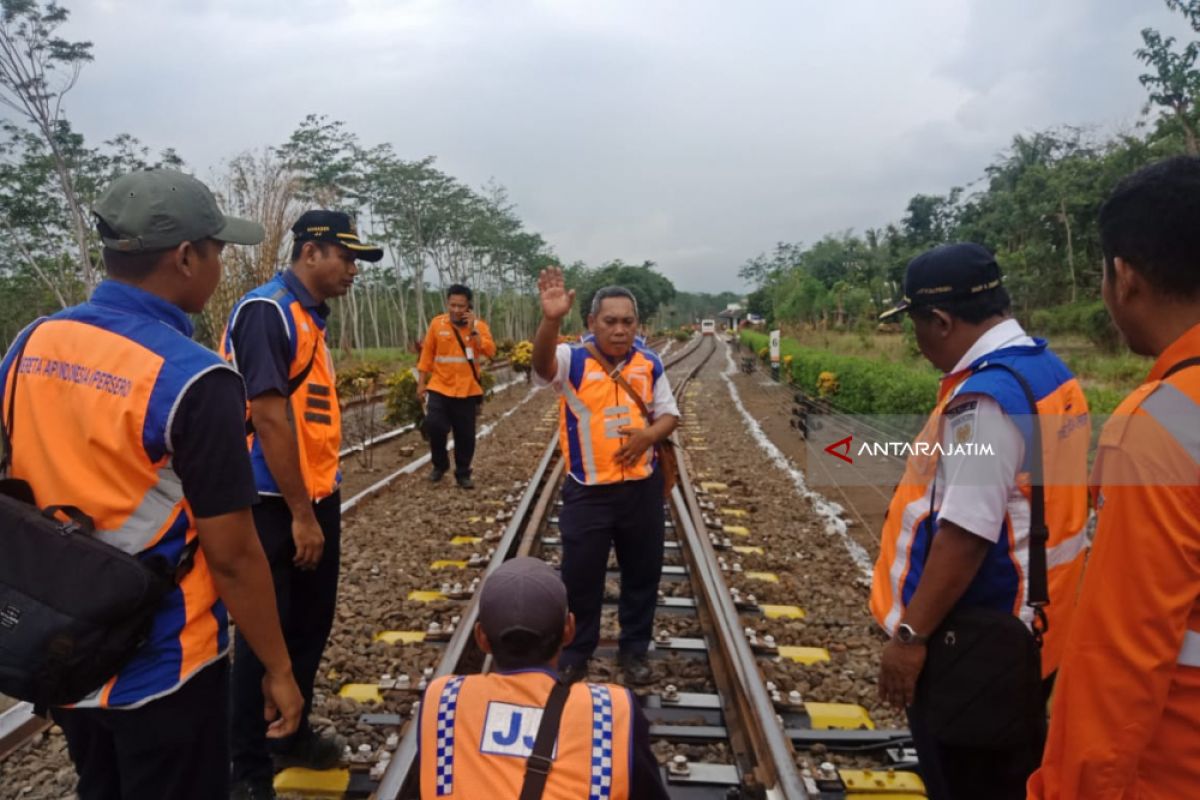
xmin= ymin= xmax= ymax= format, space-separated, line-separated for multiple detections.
xmin=701 ymin=319 xmax=716 ymax=335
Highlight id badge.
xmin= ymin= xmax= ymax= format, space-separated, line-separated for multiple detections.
xmin=465 ymin=347 xmax=475 ymax=360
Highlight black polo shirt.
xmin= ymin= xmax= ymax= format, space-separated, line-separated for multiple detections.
xmin=229 ymin=270 xmax=330 ymax=402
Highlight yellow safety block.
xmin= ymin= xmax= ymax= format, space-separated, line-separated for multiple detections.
xmin=805 ymin=702 xmax=875 ymax=730
xmin=338 ymin=684 xmax=383 ymax=704
xmin=374 ymin=631 xmax=426 ymax=645
xmin=407 ymin=590 xmax=447 ymax=603
xmin=721 ymin=508 xmax=749 ymax=518
xmin=690 ymin=446 xmax=709 ymax=451
xmin=778 ymin=646 xmax=830 ymax=664
xmin=274 ymin=768 xmax=351 ymax=796
xmin=450 ymin=536 xmax=482 ymax=545
xmin=467 ymin=516 xmax=482 ymax=524
xmin=700 ymin=482 xmax=728 ymax=492
xmin=689 ymin=437 xmax=707 ymax=443
xmin=760 ymin=604 xmax=805 ymax=620
xmin=431 ymin=560 xmax=468 ymax=570
xmin=746 ymin=571 xmax=779 ymax=583
xmin=732 ymin=545 xmax=764 ymax=555
xmin=722 ymin=525 xmax=751 ymax=537
xmin=841 ymin=767 xmax=926 ymax=795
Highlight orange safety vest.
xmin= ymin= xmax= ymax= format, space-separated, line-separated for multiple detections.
xmin=870 ymin=341 xmax=1090 ymax=678
xmin=418 ymin=314 xmax=497 ymax=398
xmin=419 ymin=671 xmax=634 ymax=800
xmin=557 ymin=342 xmax=665 ymax=485
xmin=221 ymin=272 xmax=341 ymax=501
xmin=0 ymin=281 xmax=232 ymax=707
xmin=1030 ymin=322 xmax=1200 ymax=800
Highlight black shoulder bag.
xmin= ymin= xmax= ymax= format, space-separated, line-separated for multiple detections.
xmin=519 ymin=679 xmax=572 ymax=800
xmin=0 ymin=323 xmax=193 ymax=708
xmin=914 ymin=363 xmax=1048 ymax=750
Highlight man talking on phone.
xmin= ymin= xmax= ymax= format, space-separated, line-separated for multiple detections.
xmin=417 ymin=284 xmax=496 ymax=489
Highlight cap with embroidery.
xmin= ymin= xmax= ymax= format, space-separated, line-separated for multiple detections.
xmin=292 ymin=209 xmax=384 ymax=262
xmin=880 ymin=242 xmax=1003 ymax=321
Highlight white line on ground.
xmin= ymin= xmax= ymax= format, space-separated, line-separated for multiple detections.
xmin=718 ymin=341 xmax=873 ymax=578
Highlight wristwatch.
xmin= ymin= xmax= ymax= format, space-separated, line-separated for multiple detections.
xmin=896 ymin=623 xmax=928 ymax=645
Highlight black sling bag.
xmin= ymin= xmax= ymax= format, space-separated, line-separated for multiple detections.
xmin=914 ymin=362 xmax=1050 ymax=750
xmin=0 ymin=322 xmax=194 ymax=708
xmin=519 ymin=679 xmax=573 ymax=800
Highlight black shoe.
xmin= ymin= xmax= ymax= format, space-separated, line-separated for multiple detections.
xmin=559 ymin=661 xmax=589 ymax=684
xmin=230 ymin=778 xmax=275 ymax=800
xmin=429 ymin=468 xmax=445 ymax=483
xmin=618 ymin=653 xmax=655 ymax=686
xmin=271 ymin=731 xmax=345 ymax=772
xmin=456 ymin=475 xmax=475 ymax=490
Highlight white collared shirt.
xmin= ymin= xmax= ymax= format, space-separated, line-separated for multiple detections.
xmin=936 ymin=319 xmax=1036 ymax=542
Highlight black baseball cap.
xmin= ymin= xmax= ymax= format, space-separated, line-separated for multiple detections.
xmin=879 ymin=242 xmax=1003 ymax=321
xmin=478 ymin=557 xmax=568 ymax=645
xmin=94 ymin=169 xmax=265 ymax=252
xmin=292 ymin=210 xmax=384 ymax=262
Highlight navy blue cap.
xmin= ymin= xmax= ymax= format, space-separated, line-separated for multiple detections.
xmin=292 ymin=210 xmax=383 ymax=262
xmin=879 ymin=242 xmax=1002 ymax=321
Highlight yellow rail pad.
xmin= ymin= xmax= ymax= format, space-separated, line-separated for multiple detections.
xmin=274 ymin=768 xmax=351 ymax=796
xmin=338 ymin=684 xmax=383 ymax=704
xmin=805 ymin=702 xmax=875 ymax=730
xmin=450 ymin=536 xmax=482 ymax=545
xmin=746 ymin=571 xmax=779 ymax=583
xmin=721 ymin=508 xmax=749 ymax=518
xmin=407 ymin=590 xmax=447 ymax=603
xmin=732 ymin=545 xmax=764 ymax=555
xmin=760 ymin=604 xmax=805 ymax=619
xmin=700 ymin=482 xmax=728 ymax=492
xmin=374 ymin=631 xmax=426 ymax=645
xmin=467 ymin=516 xmax=482 ymax=523
xmin=841 ymin=768 xmax=926 ymax=795
xmin=778 ymin=646 xmax=830 ymax=664
xmin=430 ymin=560 xmax=468 ymax=570
xmin=722 ymin=525 xmax=751 ymax=537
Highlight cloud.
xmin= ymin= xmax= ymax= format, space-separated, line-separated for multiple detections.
xmin=46 ymin=0 xmax=1195 ymax=293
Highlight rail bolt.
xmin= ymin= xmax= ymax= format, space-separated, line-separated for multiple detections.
xmin=662 ymin=684 xmax=680 ymax=703
xmin=763 ymin=634 xmax=776 ymax=648
xmin=732 ymin=562 xmax=743 ymax=573
xmin=397 ymin=674 xmax=411 ymax=690
xmin=656 ymin=628 xmax=671 ymax=644
xmin=788 ymin=690 xmax=802 ymax=705
xmin=427 ymin=621 xmax=441 ymax=635
xmin=819 ymin=762 xmax=837 ymax=780
xmin=669 ymin=755 xmax=690 ymax=776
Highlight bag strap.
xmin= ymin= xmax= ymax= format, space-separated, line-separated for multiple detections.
xmin=972 ymin=362 xmax=1050 ymax=640
xmin=583 ymin=342 xmax=653 ymax=424
xmin=519 ymin=679 xmax=573 ymax=800
xmin=1163 ymin=356 xmax=1200 ymax=380
xmin=449 ymin=322 xmax=482 ymax=389
xmin=2 ymin=319 xmax=48 ymax=475
xmin=287 ymin=338 xmax=320 ymax=396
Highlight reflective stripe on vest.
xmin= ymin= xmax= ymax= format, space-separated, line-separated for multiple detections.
xmin=0 ymin=285 xmax=231 ymax=708
xmin=557 ymin=346 xmax=662 ymax=485
xmin=1180 ymin=630 xmax=1200 ymax=668
xmin=435 ymin=355 xmax=469 ymax=364
xmin=221 ymin=276 xmax=342 ymax=500
xmin=419 ymin=672 xmax=632 ymax=800
xmin=870 ymin=348 xmax=1091 ymax=678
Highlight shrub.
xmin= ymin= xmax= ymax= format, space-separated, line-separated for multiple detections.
xmin=384 ymin=369 xmax=424 ymax=428
xmin=511 ymin=340 xmax=534 ymax=379
xmin=336 ymin=364 xmax=384 ymax=401
xmin=817 ymin=371 xmax=839 ymax=398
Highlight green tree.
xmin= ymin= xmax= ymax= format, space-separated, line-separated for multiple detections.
xmin=1136 ymin=1 xmax=1200 ymax=155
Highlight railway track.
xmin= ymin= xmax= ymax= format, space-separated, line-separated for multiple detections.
xmin=1 ymin=334 xmax=926 ymax=798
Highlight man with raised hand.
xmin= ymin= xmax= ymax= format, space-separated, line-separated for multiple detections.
xmin=531 ymin=267 xmax=679 ymax=686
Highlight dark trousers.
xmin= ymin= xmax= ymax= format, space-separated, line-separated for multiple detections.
xmin=231 ymin=492 xmax=341 ymax=784
xmin=907 ymin=675 xmax=1052 ymax=800
xmin=425 ymin=390 xmax=480 ymax=478
xmin=558 ymin=469 xmax=665 ymax=667
xmin=52 ymin=660 xmax=229 ymax=800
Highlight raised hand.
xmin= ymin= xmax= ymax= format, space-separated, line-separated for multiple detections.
xmin=538 ymin=267 xmax=576 ymax=321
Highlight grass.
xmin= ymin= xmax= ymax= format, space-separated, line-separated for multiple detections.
xmin=333 ymin=348 xmax=416 ymax=372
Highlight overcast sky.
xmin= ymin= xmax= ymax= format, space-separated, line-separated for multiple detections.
xmin=56 ymin=0 xmax=1194 ymax=293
